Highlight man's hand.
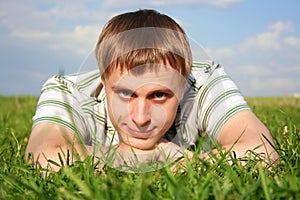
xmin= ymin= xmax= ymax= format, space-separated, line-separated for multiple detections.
xmin=25 ymin=123 xmax=102 ymax=172
xmin=216 ymin=110 xmax=279 ymax=166
xmin=156 ymin=139 xmax=194 ymax=162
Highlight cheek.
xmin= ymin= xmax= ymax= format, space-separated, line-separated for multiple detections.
xmin=150 ymin=105 xmax=166 ymax=123
xmin=163 ymin=100 xmax=179 ymax=126
xmin=151 ymin=102 xmax=178 ymax=128
xmin=108 ymin=95 xmax=130 ymax=124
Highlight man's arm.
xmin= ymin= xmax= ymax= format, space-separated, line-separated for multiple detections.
xmin=216 ymin=110 xmax=279 ymax=164
xmin=25 ymin=123 xmax=102 ymax=171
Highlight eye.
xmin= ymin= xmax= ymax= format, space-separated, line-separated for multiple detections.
xmin=153 ymin=92 xmax=166 ymax=99
xmin=117 ymin=89 xmax=133 ymax=99
xmin=150 ymin=92 xmax=171 ymax=103
xmin=120 ymin=89 xmax=131 ymax=97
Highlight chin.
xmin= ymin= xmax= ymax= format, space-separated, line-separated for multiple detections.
xmin=124 ymin=137 xmax=159 ymax=151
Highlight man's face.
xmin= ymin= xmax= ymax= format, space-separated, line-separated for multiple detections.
xmin=103 ymin=64 xmax=186 ymax=150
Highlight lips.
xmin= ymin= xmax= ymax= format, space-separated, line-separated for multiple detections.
xmin=126 ymin=126 xmax=156 ymax=139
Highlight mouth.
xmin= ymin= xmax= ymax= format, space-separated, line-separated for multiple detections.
xmin=126 ymin=127 xmax=156 ymax=139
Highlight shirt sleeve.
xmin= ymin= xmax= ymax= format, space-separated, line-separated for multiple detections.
xmin=32 ymin=75 xmax=92 ymax=144
xmin=196 ymin=64 xmax=250 ymax=140
xmin=171 ymin=62 xmax=250 ymax=148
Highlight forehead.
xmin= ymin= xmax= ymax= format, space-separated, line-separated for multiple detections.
xmin=104 ymin=65 xmax=187 ymax=93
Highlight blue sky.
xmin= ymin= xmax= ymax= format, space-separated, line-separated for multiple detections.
xmin=0 ymin=0 xmax=299 ymax=96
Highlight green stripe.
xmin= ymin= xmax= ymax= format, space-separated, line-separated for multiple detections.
xmin=37 ymin=99 xmax=84 ymax=127
xmin=77 ymin=73 xmax=100 ymax=90
xmin=82 ymin=107 xmax=106 ymax=124
xmin=202 ymin=89 xmax=241 ymax=129
xmin=192 ymin=61 xmax=214 ymax=68
xmin=41 ymin=84 xmax=72 ymax=94
xmin=81 ymin=98 xmax=98 ymax=107
xmin=198 ymin=75 xmax=231 ymax=109
xmin=38 ymin=99 xmax=73 ymax=112
xmin=211 ymin=104 xmax=250 ymax=139
xmin=41 ymin=76 xmax=74 ymax=94
xmin=191 ymin=61 xmax=214 ymax=90
xmin=33 ymin=116 xmax=84 ymax=142
xmin=80 ymin=99 xmax=106 ymax=124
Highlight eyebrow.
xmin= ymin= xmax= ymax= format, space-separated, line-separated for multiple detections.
xmin=112 ymin=85 xmax=174 ymax=95
xmin=112 ymin=85 xmax=133 ymax=91
xmin=149 ymin=88 xmax=174 ymax=95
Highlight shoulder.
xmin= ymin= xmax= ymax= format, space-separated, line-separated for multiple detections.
xmin=41 ymin=69 xmax=101 ymax=96
xmin=189 ymin=60 xmax=225 ymax=91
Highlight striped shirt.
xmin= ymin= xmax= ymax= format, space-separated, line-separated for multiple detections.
xmin=32 ymin=61 xmax=249 ymax=148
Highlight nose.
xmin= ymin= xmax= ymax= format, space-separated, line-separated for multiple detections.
xmin=130 ymin=99 xmax=151 ymax=127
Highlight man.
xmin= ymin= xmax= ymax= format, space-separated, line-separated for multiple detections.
xmin=25 ymin=9 xmax=278 ymax=172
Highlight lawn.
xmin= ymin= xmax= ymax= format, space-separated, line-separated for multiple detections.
xmin=0 ymin=96 xmax=299 ymax=199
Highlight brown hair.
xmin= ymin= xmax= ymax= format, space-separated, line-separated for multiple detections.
xmin=95 ymin=9 xmax=192 ymax=80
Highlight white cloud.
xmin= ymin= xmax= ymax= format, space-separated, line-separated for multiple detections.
xmin=35 ymin=1 xmax=109 ymax=21
xmin=238 ymin=21 xmax=294 ymax=52
xmin=206 ymin=21 xmax=300 ymax=96
xmin=206 ymin=47 xmax=235 ymax=60
xmin=0 ymin=0 xmax=106 ymax=57
xmin=238 ymin=64 xmax=273 ymax=75
xmin=9 ymin=24 xmax=101 ymax=56
xmin=11 ymin=30 xmax=53 ymax=40
xmin=208 ymin=21 xmax=298 ymax=59
xmin=103 ymin=0 xmax=243 ymax=8
xmin=52 ymin=25 xmax=100 ymax=55
xmin=255 ymin=31 xmax=280 ymax=49
xmin=284 ymin=37 xmax=300 ymax=47
xmin=250 ymin=78 xmax=300 ymax=95
xmin=237 ymin=21 xmax=294 ymax=51
xmin=280 ymin=65 xmax=300 ymax=73
xmin=268 ymin=21 xmax=294 ymax=33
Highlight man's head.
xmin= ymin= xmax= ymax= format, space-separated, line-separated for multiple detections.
xmin=95 ymin=9 xmax=192 ymax=150
xmin=95 ymin=9 xmax=192 ymax=80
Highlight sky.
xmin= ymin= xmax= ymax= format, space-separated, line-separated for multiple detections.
xmin=0 ymin=0 xmax=299 ymax=96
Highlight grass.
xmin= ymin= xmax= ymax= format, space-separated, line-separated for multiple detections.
xmin=0 ymin=95 xmax=299 ymax=199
